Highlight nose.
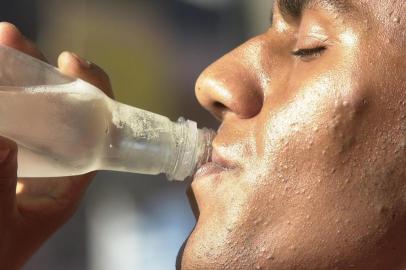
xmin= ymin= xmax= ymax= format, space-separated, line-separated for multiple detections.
xmin=195 ymin=37 xmax=265 ymax=121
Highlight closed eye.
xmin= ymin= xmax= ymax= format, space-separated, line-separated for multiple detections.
xmin=291 ymin=46 xmax=327 ymax=61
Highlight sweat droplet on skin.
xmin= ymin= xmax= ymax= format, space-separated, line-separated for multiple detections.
xmin=393 ymin=17 xmax=400 ymax=23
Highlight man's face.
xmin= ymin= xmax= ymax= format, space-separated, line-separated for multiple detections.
xmin=180 ymin=1 xmax=406 ymax=269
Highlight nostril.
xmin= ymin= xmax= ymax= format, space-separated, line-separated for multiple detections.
xmin=212 ymin=101 xmax=229 ymax=119
xmin=213 ymin=101 xmax=226 ymax=110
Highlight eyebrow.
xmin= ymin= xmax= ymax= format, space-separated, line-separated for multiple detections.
xmin=276 ymin=0 xmax=354 ymax=19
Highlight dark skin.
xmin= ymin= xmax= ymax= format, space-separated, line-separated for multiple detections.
xmin=1 ymin=0 xmax=406 ymax=269
xmin=181 ymin=0 xmax=406 ymax=269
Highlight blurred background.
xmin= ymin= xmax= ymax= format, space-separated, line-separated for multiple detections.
xmin=3 ymin=0 xmax=273 ymax=269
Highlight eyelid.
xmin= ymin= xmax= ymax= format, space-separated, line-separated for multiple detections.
xmin=294 ymin=33 xmax=334 ymax=51
xmin=295 ymin=22 xmax=332 ymax=47
xmin=306 ymin=32 xmax=329 ymax=42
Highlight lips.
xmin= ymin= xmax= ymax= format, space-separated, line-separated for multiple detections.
xmin=193 ymin=148 xmax=236 ymax=179
xmin=193 ymin=162 xmax=227 ymax=179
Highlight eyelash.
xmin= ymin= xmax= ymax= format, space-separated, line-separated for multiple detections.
xmin=291 ymin=46 xmax=327 ymax=60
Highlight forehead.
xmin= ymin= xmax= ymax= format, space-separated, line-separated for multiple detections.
xmin=273 ymin=0 xmax=404 ymax=18
xmin=272 ymin=0 xmax=405 ymax=30
xmin=270 ymin=0 xmax=360 ymax=29
xmin=276 ymin=0 xmax=354 ymax=17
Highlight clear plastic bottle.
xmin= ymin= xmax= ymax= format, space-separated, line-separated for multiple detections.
xmin=0 ymin=45 xmax=214 ymax=181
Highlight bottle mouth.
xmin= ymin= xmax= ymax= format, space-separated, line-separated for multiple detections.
xmin=166 ymin=118 xmax=215 ymax=181
xmin=195 ymin=127 xmax=215 ymax=169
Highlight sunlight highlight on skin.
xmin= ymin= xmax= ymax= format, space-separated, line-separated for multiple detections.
xmin=275 ymin=20 xmax=289 ymax=33
xmin=339 ymin=29 xmax=358 ymax=46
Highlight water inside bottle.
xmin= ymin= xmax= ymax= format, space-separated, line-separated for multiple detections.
xmin=0 ymin=79 xmax=110 ymax=176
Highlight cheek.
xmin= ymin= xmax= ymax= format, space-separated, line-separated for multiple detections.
xmin=246 ymin=75 xmax=406 ymax=267
xmin=257 ymin=72 xmax=368 ymax=185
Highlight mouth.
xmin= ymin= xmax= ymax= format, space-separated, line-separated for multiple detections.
xmin=193 ymin=148 xmax=237 ymax=180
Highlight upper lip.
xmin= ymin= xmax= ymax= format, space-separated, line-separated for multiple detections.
xmin=210 ymin=147 xmax=237 ymax=170
xmin=192 ymin=144 xmax=240 ymax=180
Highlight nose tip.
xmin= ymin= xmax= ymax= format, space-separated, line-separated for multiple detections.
xmin=195 ymin=59 xmax=264 ymax=121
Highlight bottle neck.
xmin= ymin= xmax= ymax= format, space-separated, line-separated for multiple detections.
xmin=101 ymin=100 xmax=215 ymax=181
xmin=165 ymin=118 xmax=214 ymax=181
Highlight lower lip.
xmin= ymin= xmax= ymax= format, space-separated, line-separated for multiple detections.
xmin=194 ymin=162 xmax=228 ymax=180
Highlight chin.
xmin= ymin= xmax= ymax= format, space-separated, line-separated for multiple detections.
xmin=176 ymin=221 xmax=257 ymax=270
xmin=176 ymin=227 xmax=225 ymax=270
